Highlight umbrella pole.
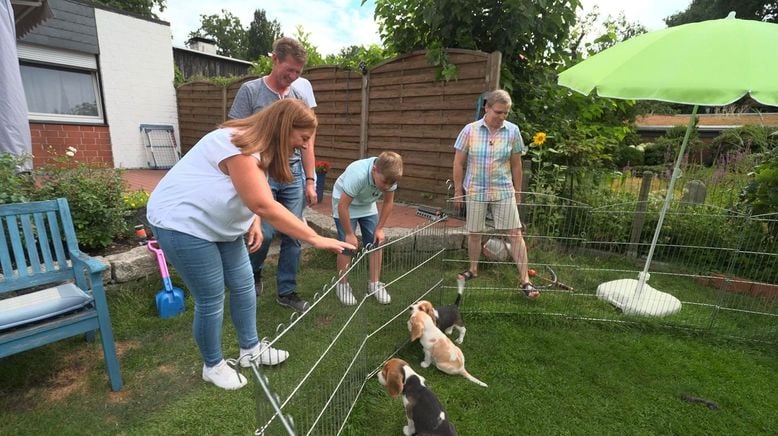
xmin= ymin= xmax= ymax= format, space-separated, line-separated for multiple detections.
xmin=635 ymin=105 xmax=699 ymax=297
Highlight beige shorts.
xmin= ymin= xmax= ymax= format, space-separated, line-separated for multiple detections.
xmin=465 ymin=195 xmax=522 ymax=232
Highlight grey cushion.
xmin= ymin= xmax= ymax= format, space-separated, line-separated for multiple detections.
xmin=0 ymin=283 xmax=93 ymax=331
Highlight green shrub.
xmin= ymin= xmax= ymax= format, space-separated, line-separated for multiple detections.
xmin=249 ymin=55 xmax=273 ymax=76
xmin=642 ymin=142 xmax=667 ymax=165
xmin=648 ymin=124 xmax=704 ymax=165
xmin=614 ymin=145 xmax=645 ymax=168
xmin=711 ymin=125 xmax=778 ymax=164
xmin=122 ymin=189 xmax=150 ymax=210
xmin=0 ymin=153 xmax=35 ymax=204
xmin=579 ymin=190 xmax=637 ymax=250
xmin=33 ymin=148 xmax=130 ymax=250
xmin=173 ymin=65 xmax=185 ymax=87
xmin=739 ymin=147 xmax=778 ymax=231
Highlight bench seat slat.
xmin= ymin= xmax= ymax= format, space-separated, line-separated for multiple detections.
xmin=0 ymin=218 xmax=12 ymax=276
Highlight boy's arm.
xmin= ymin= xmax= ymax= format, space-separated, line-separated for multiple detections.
xmin=374 ymin=191 xmax=395 ymax=245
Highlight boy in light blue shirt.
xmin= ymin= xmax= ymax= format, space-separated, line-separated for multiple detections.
xmin=332 ymin=152 xmax=403 ymax=305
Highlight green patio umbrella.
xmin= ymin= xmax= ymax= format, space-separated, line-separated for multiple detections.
xmin=557 ymin=12 xmax=778 ymax=316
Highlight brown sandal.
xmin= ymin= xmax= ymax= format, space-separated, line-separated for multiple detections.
xmin=457 ymin=270 xmax=477 ymax=281
xmin=521 ymin=282 xmax=540 ymax=299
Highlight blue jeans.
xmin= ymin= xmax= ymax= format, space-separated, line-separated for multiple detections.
xmin=250 ymin=160 xmax=305 ymax=296
xmin=334 ymin=214 xmax=378 ymax=254
xmin=152 ymin=226 xmax=258 ymax=367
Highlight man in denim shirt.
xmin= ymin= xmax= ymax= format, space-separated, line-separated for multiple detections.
xmin=229 ymin=37 xmax=317 ymax=312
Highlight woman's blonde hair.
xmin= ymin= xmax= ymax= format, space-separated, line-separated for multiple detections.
xmin=221 ymin=99 xmax=317 ymax=183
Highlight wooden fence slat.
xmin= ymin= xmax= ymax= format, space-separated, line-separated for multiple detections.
xmin=176 ymin=49 xmax=500 ymax=206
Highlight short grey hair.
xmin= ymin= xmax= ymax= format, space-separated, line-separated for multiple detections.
xmin=272 ymin=37 xmax=308 ymax=65
xmin=485 ymin=89 xmax=512 ymax=107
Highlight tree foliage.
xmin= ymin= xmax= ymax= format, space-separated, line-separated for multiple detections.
xmin=323 ymin=44 xmax=394 ymax=70
xmin=188 ymin=10 xmax=248 ymax=59
xmin=293 ymin=26 xmax=324 ymax=67
xmin=246 ymin=9 xmax=282 ymax=61
xmin=371 ymin=0 xmax=579 ymax=83
xmin=665 ymin=0 xmax=778 ymax=26
xmin=574 ymin=10 xmax=647 ymax=56
xmin=92 ymin=0 xmax=166 ymax=19
xmin=370 ymin=0 xmax=647 ymax=178
xmin=372 ymin=0 xmax=577 ymax=55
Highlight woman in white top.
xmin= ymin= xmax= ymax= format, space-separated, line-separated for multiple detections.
xmin=147 ymin=99 xmax=353 ymax=390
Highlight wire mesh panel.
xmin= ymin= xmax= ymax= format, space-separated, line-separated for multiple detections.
xmin=252 ymin=219 xmax=448 ymax=435
xmin=251 ymin=192 xmax=775 ymax=435
xmin=140 ymin=124 xmax=180 ymax=169
xmin=442 ymin=193 xmax=777 ymax=342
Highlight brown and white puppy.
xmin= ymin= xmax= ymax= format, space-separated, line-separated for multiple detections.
xmin=411 ymin=294 xmax=466 ymax=344
xmin=378 ymin=358 xmax=458 ymax=436
xmin=408 ymin=310 xmax=487 ymax=387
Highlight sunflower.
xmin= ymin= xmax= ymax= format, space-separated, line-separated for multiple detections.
xmin=532 ymin=132 xmax=547 ymax=145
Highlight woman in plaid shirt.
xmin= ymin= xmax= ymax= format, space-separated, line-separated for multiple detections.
xmin=451 ymin=89 xmax=539 ymax=298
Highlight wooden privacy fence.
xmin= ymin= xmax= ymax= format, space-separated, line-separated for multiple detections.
xmin=176 ymin=49 xmax=502 ymax=206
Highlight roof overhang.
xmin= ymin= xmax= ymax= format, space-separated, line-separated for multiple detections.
xmin=11 ymin=0 xmax=52 ymax=38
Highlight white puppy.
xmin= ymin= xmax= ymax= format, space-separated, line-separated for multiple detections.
xmin=408 ymin=310 xmax=487 ymax=387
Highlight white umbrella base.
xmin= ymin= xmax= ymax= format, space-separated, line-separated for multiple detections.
xmin=596 ymin=279 xmax=682 ymax=317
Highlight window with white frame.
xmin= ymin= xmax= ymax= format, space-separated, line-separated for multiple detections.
xmin=17 ymin=44 xmax=104 ymax=124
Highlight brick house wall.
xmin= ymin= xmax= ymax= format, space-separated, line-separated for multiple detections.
xmin=17 ymin=0 xmax=178 ymax=170
xmin=29 ymin=124 xmax=113 ymax=167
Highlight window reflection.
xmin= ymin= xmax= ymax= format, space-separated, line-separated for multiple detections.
xmin=20 ymin=63 xmax=101 ymax=119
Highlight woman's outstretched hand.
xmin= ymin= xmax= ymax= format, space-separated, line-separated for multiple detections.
xmin=312 ymin=236 xmax=355 ymax=254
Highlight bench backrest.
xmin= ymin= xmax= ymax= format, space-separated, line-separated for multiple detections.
xmin=0 ymin=198 xmax=79 ymax=294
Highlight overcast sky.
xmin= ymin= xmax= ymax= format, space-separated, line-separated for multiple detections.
xmin=157 ymin=0 xmax=692 ymax=57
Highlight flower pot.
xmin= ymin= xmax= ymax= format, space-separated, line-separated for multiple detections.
xmin=315 ymin=171 xmax=326 ymax=204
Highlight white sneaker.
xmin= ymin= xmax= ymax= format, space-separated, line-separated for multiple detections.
xmin=369 ymin=281 xmax=391 ymax=304
xmin=202 ymin=359 xmax=247 ymax=390
xmin=336 ymin=282 xmax=357 ymax=306
xmin=239 ymin=341 xmax=290 ymax=367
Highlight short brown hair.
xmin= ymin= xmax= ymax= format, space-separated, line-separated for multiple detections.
xmin=374 ymin=151 xmax=403 ymax=185
xmin=485 ymin=89 xmax=512 ymax=108
xmin=273 ymin=37 xmax=307 ymax=65
xmin=220 ymin=99 xmax=317 ymax=183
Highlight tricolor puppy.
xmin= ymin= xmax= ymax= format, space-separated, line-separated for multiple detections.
xmin=378 ymin=358 xmax=458 ymax=436
xmin=408 ymin=310 xmax=487 ymax=387
xmin=410 ymin=293 xmax=465 ymax=344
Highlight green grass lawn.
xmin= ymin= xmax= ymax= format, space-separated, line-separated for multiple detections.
xmin=0 ymin=249 xmax=775 ymax=435
xmin=347 ymin=316 xmax=777 ymax=435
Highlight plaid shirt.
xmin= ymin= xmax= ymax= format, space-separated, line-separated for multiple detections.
xmin=454 ymin=118 xmax=526 ymax=202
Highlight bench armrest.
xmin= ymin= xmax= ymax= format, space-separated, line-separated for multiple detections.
xmin=69 ymin=249 xmax=108 ymax=273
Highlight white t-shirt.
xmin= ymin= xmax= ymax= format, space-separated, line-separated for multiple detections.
xmin=291 ymin=77 xmax=317 ymax=108
xmin=147 ymin=128 xmax=261 ymax=241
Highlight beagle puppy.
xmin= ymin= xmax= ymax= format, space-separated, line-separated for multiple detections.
xmin=378 ymin=358 xmax=458 ymax=436
xmin=410 ymin=293 xmax=466 ymax=344
xmin=408 ymin=310 xmax=487 ymax=387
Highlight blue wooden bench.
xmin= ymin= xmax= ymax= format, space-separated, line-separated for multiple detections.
xmin=0 ymin=198 xmax=122 ymax=391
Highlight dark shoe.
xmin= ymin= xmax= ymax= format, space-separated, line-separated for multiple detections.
xmin=277 ymin=292 xmax=309 ymax=312
xmin=254 ymin=275 xmax=263 ymax=296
